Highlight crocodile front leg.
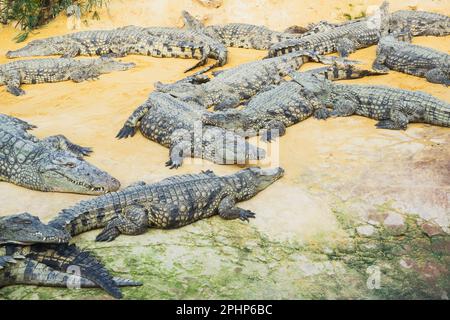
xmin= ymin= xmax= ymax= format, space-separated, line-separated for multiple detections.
xmin=375 ymin=107 xmax=409 ymax=130
xmin=95 ymin=204 xmax=149 ymax=242
xmin=260 ymin=119 xmax=287 ymax=142
xmin=372 ymin=53 xmax=390 ymax=72
xmin=69 ymin=68 xmax=100 ymax=82
xmin=218 ymin=196 xmax=256 ymax=222
xmin=4 ymin=70 xmax=25 ymax=96
xmin=425 ymin=68 xmax=450 ymax=86
xmin=42 ymin=135 xmax=92 ymax=157
xmin=166 ymin=138 xmax=191 ymax=169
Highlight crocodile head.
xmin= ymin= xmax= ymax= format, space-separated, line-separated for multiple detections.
xmin=95 ymin=58 xmax=136 ymax=73
xmin=6 ymin=38 xmax=67 ymax=58
xmin=0 ymin=213 xmax=70 ymax=245
xmin=35 ymin=150 xmax=120 ymax=195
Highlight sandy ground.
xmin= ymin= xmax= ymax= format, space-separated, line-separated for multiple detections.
xmin=0 ymin=0 xmax=449 ymax=299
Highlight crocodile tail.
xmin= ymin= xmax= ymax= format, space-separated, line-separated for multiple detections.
xmin=116 ymin=101 xmax=152 ymax=139
xmin=26 ymin=243 xmax=123 ymax=299
xmin=427 ymin=104 xmax=450 ymax=127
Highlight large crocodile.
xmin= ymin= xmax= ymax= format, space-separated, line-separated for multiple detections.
xmin=203 ymin=64 xmax=386 ymax=141
xmin=389 ymin=10 xmax=450 ymax=36
xmin=0 ymin=213 xmax=140 ymax=298
xmin=0 ymin=57 xmax=135 ymax=96
xmin=48 ymin=167 xmax=284 ymax=242
xmin=6 ymin=26 xmax=227 ymax=74
xmin=181 ymin=10 xmax=305 ymax=50
xmin=373 ymin=35 xmax=450 ymax=86
xmin=0 ymin=114 xmax=120 ymax=194
xmin=155 ymin=50 xmax=353 ymax=110
xmin=116 ymin=92 xmax=264 ymax=168
xmin=267 ymin=1 xmax=390 ymax=58
xmin=291 ymin=73 xmax=450 ymax=129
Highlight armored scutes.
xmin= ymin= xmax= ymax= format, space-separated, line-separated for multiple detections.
xmin=203 ymin=64 xmax=386 ymax=140
xmin=373 ymin=35 xmax=450 ymax=86
xmin=0 ymin=243 xmax=141 ymax=298
xmin=292 ymin=74 xmax=450 ymax=130
xmin=0 ymin=57 xmax=135 ymax=96
xmin=48 ymin=167 xmax=284 ymax=242
xmin=182 ymin=10 xmax=304 ymax=50
xmin=116 ymin=92 xmax=264 ymax=168
xmin=389 ymin=10 xmax=450 ymax=36
xmin=155 ymin=50 xmax=352 ymax=110
xmin=6 ymin=26 xmax=227 ymax=74
xmin=267 ymin=1 xmax=390 ymax=58
xmin=0 ymin=114 xmax=120 ymax=194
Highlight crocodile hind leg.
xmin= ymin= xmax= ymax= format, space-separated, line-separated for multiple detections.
xmin=260 ymin=120 xmax=287 ymax=142
xmin=336 ymin=38 xmax=357 ymax=57
xmin=4 ymin=70 xmax=25 ymax=96
xmin=375 ymin=108 xmax=409 ymax=130
xmin=214 ymin=93 xmax=241 ymax=110
xmin=425 ymin=68 xmax=450 ymax=86
xmin=218 ymin=196 xmax=256 ymax=222
xmin=372 ymin=53 xmax=390 ymax=72
xmin=166 ymin=138 xmax=192 ymax=169
xmin=95 ymin=204 xmax=149 ymax=242
xmin=70 ymin=68 xmax=101 ymax=83
xmin=42 ymin=135 xmax=92 ymax=157
xmin=329 ymin=98 xmax=358 ymax=117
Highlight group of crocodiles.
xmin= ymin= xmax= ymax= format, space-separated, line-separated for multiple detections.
xmin=0 ymin=1 xmax=449 ymax=298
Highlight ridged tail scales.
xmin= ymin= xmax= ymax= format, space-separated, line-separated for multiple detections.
xmin=116 ymin=100 xmax=152 ymax=139
xmin=426 ymin=103 xmax=450 ymax=127
xmin=9 ymin=243 xmax=124 ymax=299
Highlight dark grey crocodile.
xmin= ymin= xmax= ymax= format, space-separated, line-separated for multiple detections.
xmin=373 ymin=35 xmax=450 ymax=86
xmin=182 ymin=10 xmax=304 ymax=50
xmin=389 ymin=9 xmax=450 ymax=36
xmin=155 ymin=50 xmax=353 ymax=110
xmin=6 ymin=26 xmax=227 ymax=74
xmin=0 ymin=213 xmax=140 ymax=298
xmin=203 ymin=64 xmax=386 ymax=141
xmin=0 ymin=114 xmax=120 ymax=194
xmin=0 ymin=57 xmax=134 ymax=96
xmin=49 ymin=167 xmax=284 ymax=242
xmin=267 ymin=1 xmax=390 ymax=58
xmin=116 ymin=92 xmax=265 ymax=168
xmin=291 ymin=73 xmax=450 ymax=129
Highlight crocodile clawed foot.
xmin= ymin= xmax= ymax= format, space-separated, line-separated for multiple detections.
xmin=95 ymin=227 xmax=120 ymax=242
xmin=375 ymin=120 xmax=405 ymax=130
xmin=165 ymin=159 xmax=181 ymax=169
xmin=116 ymin=125 xmax=136 ymax=139
xmin=239 ymin=210 xmax=256 ymax=222
xmin=314 ymin=108 xmax=331 ymax=120
xmin=7 ymin=87 xmax=25 ymax=96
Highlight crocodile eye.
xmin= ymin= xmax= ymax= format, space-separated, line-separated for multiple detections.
xmin=65 ymin=162 xmax=76 ymax=168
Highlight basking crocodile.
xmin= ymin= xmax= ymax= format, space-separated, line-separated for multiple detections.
xmin=0 ymin=57 xmax=134 ymax=96
xmin=6 ymin=26 xmax=227 ymax=74
xmin=116 ymin=92 xmax=264 ymax=168
xmin=49 ymin=167 xmax=284 ymax=242
xmin=0 ymin=114 xmax=120 ymax=194
xmin=389 ymin=10 xmax=450 ymax=36
xmin=0 ymin=213 xmax=140 ymax=298
xmin=291 ymin=74 xmax=450 ymax=129
xmin=181 ymin=10 xmax=305 ymax=50
xmin=155 ymin=50 xmax=353 ymax=110
xmin=373 ymin=35 xmax=450 ymax=86
xmin=267 ymin=1 xmax=390 ymax=58
xmin=203 ymin=64 xmax=386 ymax=141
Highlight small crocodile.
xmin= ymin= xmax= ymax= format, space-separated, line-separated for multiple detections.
xmin=116 ymin=92 xmax=265 ymax=168
xmin=181 ymin=10 xmax=304 ymax=50
xmin=267 ymin=1 xmax=390 ymax=58
xmin=48 ymin=167 xmax=284 ymax=242
xmin=6 ymin=26 xmax=227 ymax=74
xmin=203 ymin=64 xmax=386 ymax=140
xmin=155 ymin=50 xmax=353 ymax=110
xmin=0 ymin=57 xmax=135 ymax=96
xmin=0 ymin=114 xmax=120 ymax=194
xmin=291 ymin=73 xmax=450 ymax=129
xmin=389 ymin=9 xmax=450 ymax=36
xmin=0 ymin=213 xmax=140 ymax=298
xmin=373 ymin=35 xmax=450 ymax=86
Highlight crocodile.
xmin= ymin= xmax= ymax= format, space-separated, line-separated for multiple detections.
xmin=116 ymin=92 xmax=265 ymax=168
xmin=267 ymin=1 xmax=390 ymax=58
xmin=0 ymin=114 xmax=120 ymax=194
xmin=154 ymin=50 xmax=354 ymax=110
xmin=389 ymin=10 xmax=450 ymax=36
xmin=290 ymin=73 xmax=450 ymax=129
xmin=373 ymin=35 xmax=450 ymax=86
xmin=0 ymin=213 xmax=140 ymax=298
xmin=0 ymin=57 xmax=135 ymax=96
xmin=6 ymin=26 xmax=227 ymax=74
xmin=48 ymin=167 xmax=284 ymax=242
xmin=202 ymin=64 xmax=386 ymax=141
xmin=181 ymin=10 xmax=305 ymax=50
